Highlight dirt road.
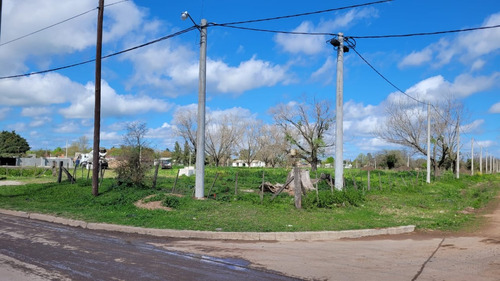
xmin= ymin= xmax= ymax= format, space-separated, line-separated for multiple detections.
xmin=158 ymin=197 xmax=500 ymax=281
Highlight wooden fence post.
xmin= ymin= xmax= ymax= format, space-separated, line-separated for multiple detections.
xmin=260 ymin=170 xmax=265 ymax=204
xmin=171 ymin=169 xmax=180 ymax=194
xmin=207 ymin=172 xmax=219 ymax=198
xmin=57 ymin=161 xmax=63 ymax=183
xmin=152 ymin=162 xmax=160 ymax=189
xmin=234 ymin=172 xmax=238 ymax=195
xmin=293 ymin=167 xmax=301 ymax=209
xmin=367 ymin=170 xmax=371 ymax=191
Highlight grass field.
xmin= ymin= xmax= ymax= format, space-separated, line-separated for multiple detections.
xmin=0 ymin=166 xmax=499 ymax=232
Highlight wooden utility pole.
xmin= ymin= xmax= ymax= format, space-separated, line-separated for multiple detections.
xmin=0 ymin=0 xmax=3 ymax=39
xmin=92 ymin=0 xmax=104 ymax=197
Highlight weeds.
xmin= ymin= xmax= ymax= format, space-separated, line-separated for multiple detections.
xmin=0 ymin=167 xmax=499 ymax=232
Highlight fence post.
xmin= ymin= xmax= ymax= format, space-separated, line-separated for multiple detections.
xmin=293 ymin=167 xmax=301 ymax=209
xmin=57 ymin=161 xmax=63 ymax=183
xmin=172 ymin=169 xmax=180 ymax=194
xmin=152 ymin=162 xmax=160 ymax=189
xmin=234 ymin=172 xmax=238 ymax=195
xmin=367 ymin=170 xmax=371 ymax=191
xmin=260 ymin=170 xmax=265 ymax=204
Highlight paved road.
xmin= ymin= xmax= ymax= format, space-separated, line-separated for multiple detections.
xmin=0 ymin=214 xmax=300 ymax=281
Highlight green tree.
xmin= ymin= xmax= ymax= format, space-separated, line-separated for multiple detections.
xmin=0 ymin=131 xmax=30 ymax=157
xmin=172 ymin=141 xmax=182 ymax=164
xmin=183 ymin=141 xmax=192 ymax=165
xmin=324 ymin=156 xmax=334 ymax=165
xmin=52 ymin=147 xmax=65 ymax=157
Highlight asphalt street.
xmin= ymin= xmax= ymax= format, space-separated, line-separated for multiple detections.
xmin=0 ymin=214 xmax=300 ymax=281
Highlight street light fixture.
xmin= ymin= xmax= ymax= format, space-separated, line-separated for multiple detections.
xmin=181 ymin=11 xmax=197 ymax=26
xmin=181 ymin=11 xmax=207 ymax=199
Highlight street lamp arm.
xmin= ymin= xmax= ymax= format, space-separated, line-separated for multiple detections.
xmin=181 ymin=11 xmax=198 ymax=28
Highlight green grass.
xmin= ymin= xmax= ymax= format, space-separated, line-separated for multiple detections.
xmin=0 ymin=166 xmax=499 ymax=232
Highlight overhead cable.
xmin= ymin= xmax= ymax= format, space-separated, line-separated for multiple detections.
xmin=0 ymin=26 xmax=197 ymax=80
xmin=349 ymin=44 xmax=450 ymax=123
xmin=214 ymin=0 xmax=393 ymax=26
xmin=0 ymin=0 xmax=130 ymax=48
xmin=213 ymin=24 xmax=334 ymax=36
xmin=349 ymin=44 xmax=425 ymax=105
xmin=350 ymin=24 xmax=500 ymax=39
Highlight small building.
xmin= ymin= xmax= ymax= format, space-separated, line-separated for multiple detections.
xmin=232 ymin=160 xmax=266 ymax=168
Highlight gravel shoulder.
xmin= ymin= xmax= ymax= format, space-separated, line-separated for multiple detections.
xmin=159 ymin=195 xmax=500 ymax=281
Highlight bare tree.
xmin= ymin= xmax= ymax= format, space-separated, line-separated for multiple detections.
xmin=76 ymin=136 xmax=90 ymax=152
xmin=115 ymin=121 xmax=152 ymax=187
xmin=205 ymin=113 xmax=243 ymax=167
xmin=238 ymin=119 xmax=262 ymax=167
xmin=257 ymin=124 xmax=288 ymax=167
xmin=377 ymin=95 xmax=463 ymax=175
xmin=172 ymin=106 xmax=198 ymax=155
xmin=270 ymin=98 xmax=334 ymax=171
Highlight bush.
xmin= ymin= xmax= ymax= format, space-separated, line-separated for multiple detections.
xmin=162 ymin=196 xmax=181 ymax=209
xmin=303 ymin=189 xmax=365 ymax=209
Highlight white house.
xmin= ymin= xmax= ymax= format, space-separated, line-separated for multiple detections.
xmin=232 ymin=160 xmax=266 ymax=168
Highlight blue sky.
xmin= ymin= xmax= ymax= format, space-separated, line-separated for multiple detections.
xmin=0 ymin=0 xmax=499 ymax=160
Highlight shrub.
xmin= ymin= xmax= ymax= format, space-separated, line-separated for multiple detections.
xmin=303 ymin=189 xmax=365 ymax=209
xmin=162 ymin=196 xmax=181 ymax=209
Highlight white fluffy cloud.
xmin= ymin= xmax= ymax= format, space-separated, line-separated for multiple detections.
xmin=489 ymin=102 xmax=500 ymax=113
xmin=398 ymin=48 xmax=433 ymax=68
xmin=310 ymin=56 xmax=336 ymax=84
xmin=207 ymin=56 xmax=289 ymax=94
xmin=59 ymin=80 xmax=171 ymax=118
xmin=0 ymin=0 xmax=144 ymax=75
xmin=126 ymin=41 xmax=289 ymax=96
xmin=461 ymin=119 xmax=484 ymax=134
xmin=342 ymin=100 xmax=384 ymax=138
xmin=275 ymin=8 xmax=378 ymax=55
xmin=0 ymin=73 xmax=85 ymax=106
xmin=0 ymin=108 xmax=11 ymax=120
xmin=400 ymin=12 xmax=500 ymax=68
xmin=386 ymin=73 xmax=500 ymax=104
xmin=21 ymin=107 xmax=51 ymax=117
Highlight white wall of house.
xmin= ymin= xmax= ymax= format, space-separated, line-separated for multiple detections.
xmin=232 ymin=160 xmax=266 ymax=168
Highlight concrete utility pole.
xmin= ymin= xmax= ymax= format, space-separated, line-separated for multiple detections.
xmin=471 ymin=138 xmax=474 ymax=176
xmin=92 ymin=0 xmax=104 ymax=197
xmin=195 ymin=18 xmax=208 ymax=199
xmin=181 ymin=11 xmax=207 ymax=198
xmin=426 ymin=103 xmax=431 ymax=183
xmin=333 ymin=33 xmax=345 ymax=191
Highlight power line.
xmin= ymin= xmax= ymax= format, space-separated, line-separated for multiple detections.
xmin=0 ymin=0 xmax=130 ymax=48
xmin=214 ymin=0 xmax=393 ymax=26
xmin=212 ymin=24 xmax=334 ymax=36
xmin=212 ymin=21 xmax=500 ymax=41
xmin=350 ymin=24 xmax=500 ymax=39
xmin=349 ymin=44 xmax=458 ymax=127
xmin=349 ymin=44 xmax=425 ymax=105
xmin=0 ymin=26 xmax=197 ymax=80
